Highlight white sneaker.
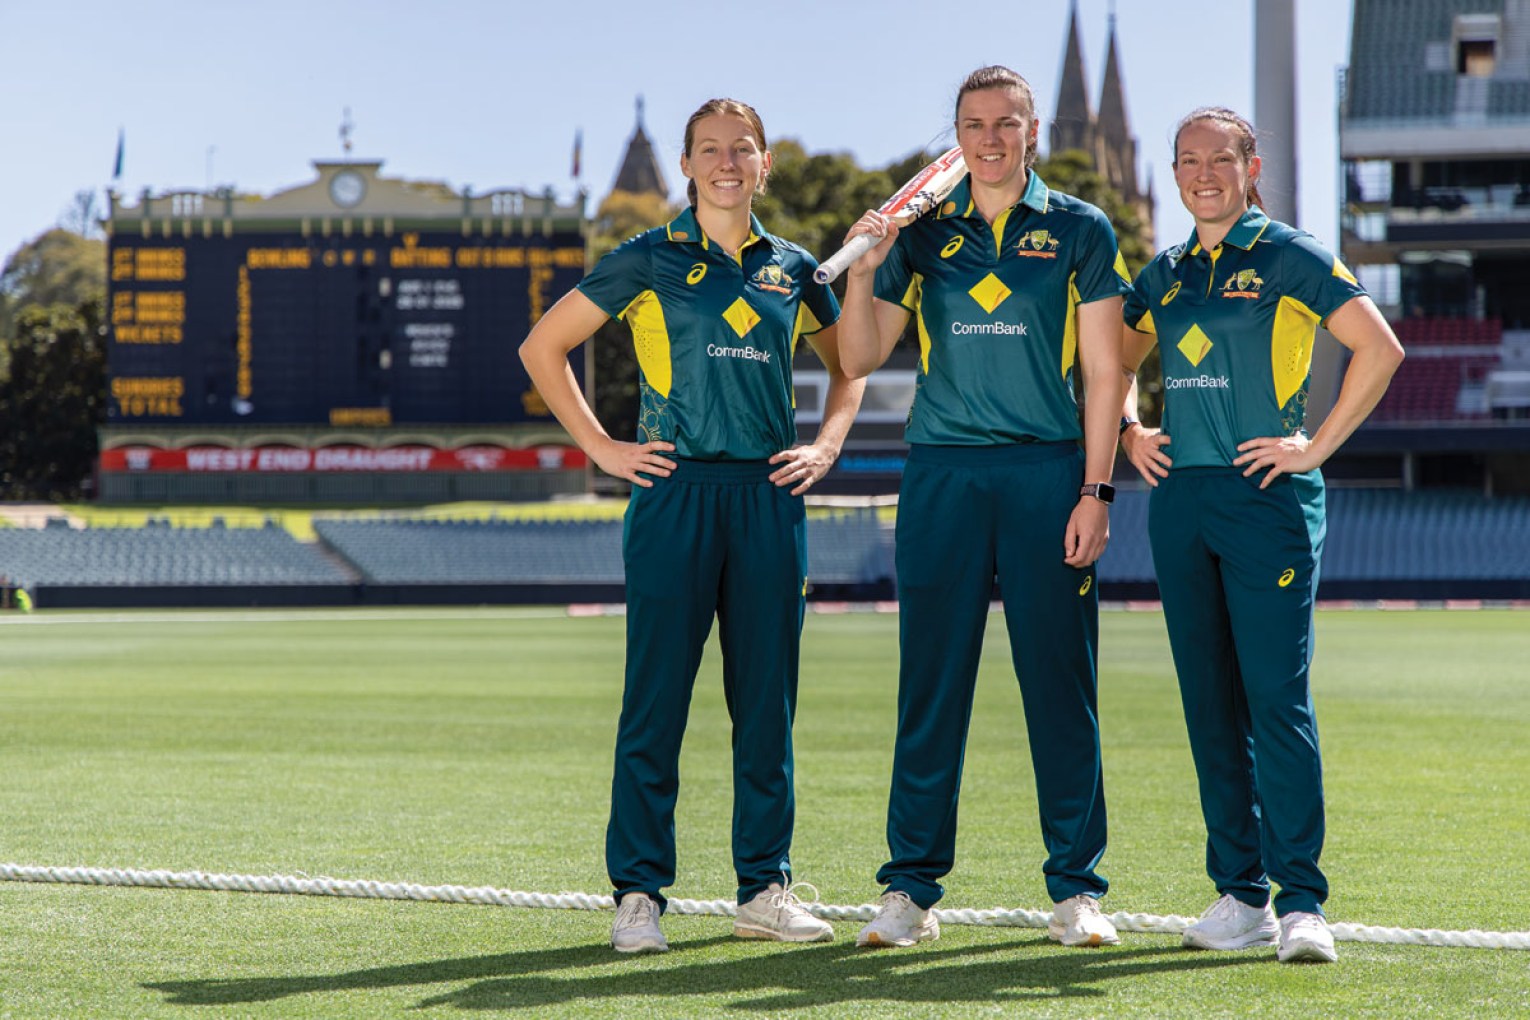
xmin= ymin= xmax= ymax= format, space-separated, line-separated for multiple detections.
xmin=734 ymin=881 xmax=834 ymax=942
xmin=855 ymin=890 xmax=940 ymax=947
xmin=1182 ymin=893 xmax=1279 ymax=950
xmin=1047 ymin=893 xmax=1121 ymax=947
xmin=1277 ymin=911 xmax=1337 ymax=963
xmin=611 ymin=892 xmax=668 ymax=954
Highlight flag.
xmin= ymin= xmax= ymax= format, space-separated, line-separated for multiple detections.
xmin=112 ymin=128 xmax=124 ymax=181
xmin=571 ymin=129 xmax=582 ymax=180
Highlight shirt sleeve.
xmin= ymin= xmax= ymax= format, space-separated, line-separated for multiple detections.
xmin=576 ymin=232 xmax=652 ymax=319
xmin=1073 ymin=205 xmax=1133 ymax=304
xmin=871 ymin=231 xmax=918 ymax=311
xmin=798 ymin=252 xmax=841 ymax=334
xmin=1280 ymin=231 xmax=1367 ymax=322
xmin=1123 ymin=271 xmax=1156 ymax=334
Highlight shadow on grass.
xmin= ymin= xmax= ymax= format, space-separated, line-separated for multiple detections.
xmin=145 ymin=931 xmax=1269 ymax=1012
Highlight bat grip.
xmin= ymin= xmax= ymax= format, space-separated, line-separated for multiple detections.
xmin=813 ymin=232 xmax=878 ymax=285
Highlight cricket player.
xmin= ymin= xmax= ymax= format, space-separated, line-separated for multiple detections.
xmin=838 ymin=65 xmax=1128 ymax=950
xmin=1120 ymin=107 xmax=1403 ymax=964
xmin=520 ymin=98 xmax=863 ymax=954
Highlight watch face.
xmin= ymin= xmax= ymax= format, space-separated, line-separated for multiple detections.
xmin=329 ymin=170 xmax=366 ymax=209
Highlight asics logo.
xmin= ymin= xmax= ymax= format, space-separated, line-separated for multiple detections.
xmin=1162 ymin=282 xmax=1181 ymax=306
xmin=1078 ymin=575 xmax=1093 ymax=596
xmin=1278 ymin=568 xmax=1295 ymax=588
xmin=941 ymin=236 xmax=964 ymax=258
xmin=687 ymin=263 xmax=707 ymax=285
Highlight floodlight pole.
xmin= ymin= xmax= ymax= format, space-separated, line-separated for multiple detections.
xmin=1254 ymin=0 xmax=1299 ymax=226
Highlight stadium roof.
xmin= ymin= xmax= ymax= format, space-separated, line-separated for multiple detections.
xmin=1344 ymin=0 xmax=1530 ymax=156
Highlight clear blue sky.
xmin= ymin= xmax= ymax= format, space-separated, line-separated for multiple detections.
xmin=0 ymin=0 xmax=1353 ymax=266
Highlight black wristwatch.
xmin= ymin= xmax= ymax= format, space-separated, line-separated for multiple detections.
xmin=1119 ymin=416 xmax=1140 ymax=436
xmin=1080 ymin=482 xmax=1116 ymax=505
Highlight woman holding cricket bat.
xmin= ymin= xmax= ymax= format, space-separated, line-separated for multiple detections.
xmin=837 ymin=65 xmax=1128 ymax=949
xmin=520 ymin=97 xmax=863 ymax=954
xmin=1119 ymin=107 xmax=1401 ymax=964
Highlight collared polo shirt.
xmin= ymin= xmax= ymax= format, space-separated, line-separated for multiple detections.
xmin=1123 ymin=206 xmax=1366 ymax=469
xmin=578 ymin=207 xmax=839 ymax=461
xmin=874 ymin=171 xmax=1130 ymax=445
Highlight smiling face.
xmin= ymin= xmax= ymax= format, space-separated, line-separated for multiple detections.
xmin=1174 ymin=119 xmax=1260 ymax=234
xmin=956 ymin=86 xmax=1036 ymax=194
xmin=680 ymin=113 xmax=770 ymax=214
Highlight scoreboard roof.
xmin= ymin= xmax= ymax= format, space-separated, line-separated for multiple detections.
xmin=108 ymin=161 xmax=586 ymax=235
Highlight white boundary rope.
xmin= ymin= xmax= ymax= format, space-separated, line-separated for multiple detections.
xmin=2 ymin=864 xmax=1526 ymax=950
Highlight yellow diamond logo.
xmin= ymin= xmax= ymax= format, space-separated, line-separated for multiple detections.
xmin=967 ymin=273 xmax=1011 ymax=314
xmin=1176 ymin=324 xmax=1214 ymax=367
xmin=721 ymin=297 xmax=760 ymax=338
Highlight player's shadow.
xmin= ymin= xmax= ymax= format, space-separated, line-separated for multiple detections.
xmin=145 ymin=932 xmax=1267 ymax=1011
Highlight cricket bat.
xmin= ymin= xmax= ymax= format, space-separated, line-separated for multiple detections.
xmin=813 ymin=146 xmax=968 ymax=284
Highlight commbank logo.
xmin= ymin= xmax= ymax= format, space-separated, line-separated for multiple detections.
xmin=967 ymin=272 xmax=1011 ymax=314
xmin=1176 ymin=324 xmax=1214 ymax=367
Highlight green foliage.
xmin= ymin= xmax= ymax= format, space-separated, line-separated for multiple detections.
xmin=0 ymin=609 xmax=1525 ymax=1017
xmin=751 ymin=139 xmax=897 ymax=267
xmin=0 ymin=301 xmax=107 ymax=499
xmin=0 ymin=228 xmax=106 ymax=346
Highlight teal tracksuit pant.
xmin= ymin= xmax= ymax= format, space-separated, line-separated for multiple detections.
xmin=607 ymin=458 xmax=807 ymax=910
xmin=1148 ymin=467 xmax=1328 ymax=917
xmin=878 ymin=442 xmax=1109 ymax=908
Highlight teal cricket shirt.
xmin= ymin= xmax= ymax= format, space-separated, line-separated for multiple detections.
xmin=1123 ymin=206 xmax=1367 ymax=469
xmin=873 ymin=172 xmax=1131 ymax=445
xmin=578 ymin=207 xmax=840 ymax=461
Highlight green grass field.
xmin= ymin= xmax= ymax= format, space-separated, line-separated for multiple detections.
xmin=1 ymin=608 xmax=1526 ymax=1018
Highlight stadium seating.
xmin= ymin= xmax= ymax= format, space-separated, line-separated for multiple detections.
xmin=0 ymin=519 xmax=350 ymax=590
xmin=312 ymin=508 xmax=893 ymax=588
xmin=1095 ymin=487 xmax=1530 ymax=585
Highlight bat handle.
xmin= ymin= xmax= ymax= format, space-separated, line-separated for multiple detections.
xmin=813 ymin=232 xmax=878 ymax=285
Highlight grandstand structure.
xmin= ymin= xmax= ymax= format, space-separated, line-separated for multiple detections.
xmin=1340 ymin=0 xmax=1530 ymax=492
xmin=4 ymin=489 xmax=1529 ymax=608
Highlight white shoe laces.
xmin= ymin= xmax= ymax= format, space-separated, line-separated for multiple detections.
xmin=875 ymin=889 xmax=920 ymax=919
xmin=1202 ymin=893 xmax=1242 ymax=921
xmin=1073 ymin=894 xmax=1104 ymax=918
xmin=767 ymin=879 xmax=821 ymax=916
xmin=614 ymin=895 xmax=658 ymax=931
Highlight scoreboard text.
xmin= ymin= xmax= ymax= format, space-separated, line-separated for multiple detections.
xmin=107 ymin=231 xmax=584 ymax=425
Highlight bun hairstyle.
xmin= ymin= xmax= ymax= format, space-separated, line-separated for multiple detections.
xmin=1174 ymin=106 xmax=1265 ymax=209
xmin=954 ymin=65 xmax=1039 ymax=171
xmin=682 ymin=98 xmax=768 ymax=208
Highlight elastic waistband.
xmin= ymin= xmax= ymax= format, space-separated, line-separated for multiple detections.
xmin=906 ymin=441 xmax=1079 ymax=467
xmin=661 ymin=457 xmax=778 ymax=485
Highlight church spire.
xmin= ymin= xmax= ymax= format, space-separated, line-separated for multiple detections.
xmin=1095 ymin=9 xmax=1140 ymax=203
xmin=611 ymin=95 xmax=668 ymax=197
xmin=1050 ymin=0 xmax=1095 ymax=156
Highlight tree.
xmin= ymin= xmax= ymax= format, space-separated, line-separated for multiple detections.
xmin=0 ymin=301 xmax=107 ymax=499
xmin=1037 ymin=149 xmax=1162 ymax=425
xmin=0 ymin=229 xmax=107 ymax=351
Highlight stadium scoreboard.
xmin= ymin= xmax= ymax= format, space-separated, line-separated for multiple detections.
xmin=106 ymin=168 xmax=586 ymax=428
